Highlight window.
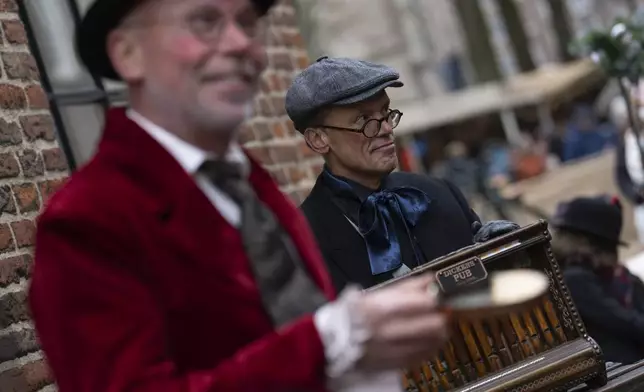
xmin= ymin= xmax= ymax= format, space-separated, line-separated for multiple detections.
xmin=19 ymin=0 xmax=129 ymax=169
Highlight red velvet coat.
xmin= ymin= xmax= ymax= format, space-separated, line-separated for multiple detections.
xmin=29 ymin=108 xmax=337 ymax=392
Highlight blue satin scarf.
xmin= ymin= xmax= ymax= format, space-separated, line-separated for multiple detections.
xmin=322 ymin=169 xmax=431 ymax=275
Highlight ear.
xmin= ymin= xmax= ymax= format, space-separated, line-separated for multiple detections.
xmin=303 ymin=128 xmax=330 ymax=154
xmin=106 ymin=29 xmax=145 ymax=82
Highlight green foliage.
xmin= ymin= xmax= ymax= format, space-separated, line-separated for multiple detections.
xmin=571 ymin=13 xmax=644 ymax=82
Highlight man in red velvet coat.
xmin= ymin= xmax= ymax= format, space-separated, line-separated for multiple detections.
xmin=29 ymin=1 xmax=450 ymax=391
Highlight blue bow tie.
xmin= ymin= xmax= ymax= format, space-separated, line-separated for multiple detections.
xmin=323 ymin=170 xmax=431 ymax=275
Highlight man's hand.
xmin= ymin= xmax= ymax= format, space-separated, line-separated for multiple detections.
xmin=472 ymin=220 xmax=520 ymax=243
xmin=355 ymin=275 xmax=448 ymax=371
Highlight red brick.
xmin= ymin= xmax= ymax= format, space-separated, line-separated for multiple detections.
xmin=17 ymin=149 xmax=44 ymax=178
xmin=270 ymin=97 xmax=286 ymax=115
xmin=0 ymin=327 xmax=39 ymax=364
xmin=269 ymin=52 xmax=294 ymax=71
xmin=0 ymin=291 xmax=29 ymax=329
xmin=38 ymin=178 xmax=67 ymax=205
xmin=282 ymin=30 xmax=304 ymax=48
xmin=268 ymin=167 xmax=288 ymax=186
xmin=259 ymin=77 xmax=272 ymax=94
xmin=295 ymin=54 xmax=309 ymax=70
xmin=0 ymin=185 xmax=16 ymax=215
xmin=267 ymin=73 xmax=283 ymax=91
xmin=267 ymin=29 xmax=282 ymax=46
xmin=2 ymin=52 xmax=40 ymax=81
xmin=42 ymin=147 xmax=69 ymax=172
xmin=0 ymin=254 xmax=32 ymax=287
xmin=0 ymin=327 xmax=39 ymax=363
xmin=297 ymin=138 xmax=318 ymax=159
xmin=20 ymin=114 xmax=56 ymax=142
xmin=26 ymin=84 xmax=48 ymax=110
xmin=0 ymin=0 xmax=17 ymax=12
xmin=2 ymin=20 xmax=27 ymax=45
xmin=253 ymin=122 xmax=273 ymax=140
xmin=0 ymin=223 xmax=14 ymax=253
xmin=281 ymin=75 xmax=293 ymax=89
xmin=0 ymin=152 xmax=20 ymax=179
xmin=285 ymin=120 xmax=298 ymax=136
xmin=11 ymin=219 xmax=36 ymax=248
xmin=0 ymin=358 xmax=52 ymax=392
xmin=269 ymin=144 xmax=299 ymax=164
xmin=12 ymin=183 xmax=40 ymax=213
xmin=0 ymin=117 xmax=22 ymax=145
xmin=255 ymin=97 xmax=273 ymax=117
xmin=245 ymin=146 xmax=272 ymax=165
xmin=0 ymin=84 xmax=27 ymax=110
xmin=272 ymin=122 xmax=287 ymax=138
xmin=285 ymin=165 xmax=309 ymax=184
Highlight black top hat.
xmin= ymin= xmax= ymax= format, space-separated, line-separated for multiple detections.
xmin=76 ymin=0 xmax=276 ymax=80
xmin=552 ymin=195 xmax=628 ymax=246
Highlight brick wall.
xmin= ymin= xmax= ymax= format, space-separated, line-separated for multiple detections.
xmin=241 ymin=0 xmax=322 ymax=203
xmin=0 ymin=0 xmax=69 ymax=390
xmin=0 ymin=0 xmax=316 ymax=391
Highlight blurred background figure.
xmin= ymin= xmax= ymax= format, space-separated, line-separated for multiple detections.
xmin=432 ymin=140 xmax=479 ymax=200
xmin=561 ymin=103 xmax=618 ymax=162
xmin=551 ymin=195 xmax=644 ymax=364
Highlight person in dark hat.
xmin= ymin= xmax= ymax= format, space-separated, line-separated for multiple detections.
xmin=29 ymin=2 xmax=452 ymax=392
xmin=551 ymin=195 xmax=644 ymax=364
xmin=288 ymin=57 xmax=519 ymax=291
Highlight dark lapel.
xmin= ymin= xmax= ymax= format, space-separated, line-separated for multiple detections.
xmin=303 ymin=178 xmax=376 ymax=288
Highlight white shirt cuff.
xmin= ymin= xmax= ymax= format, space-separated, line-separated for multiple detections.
xmin=313 ymin=286 xmax=370 ymax=379
xmin=313 ymin=286 xmax=404 ymax=392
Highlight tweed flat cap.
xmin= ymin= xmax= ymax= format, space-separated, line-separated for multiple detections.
xmin=285 ymin=57 xmax=404 ymax=131
xmin=76 ymin=0 xmax=276 ymax=80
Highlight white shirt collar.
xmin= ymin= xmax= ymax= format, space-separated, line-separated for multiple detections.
xmin=126 ymin=109 xmax=248 ymax=175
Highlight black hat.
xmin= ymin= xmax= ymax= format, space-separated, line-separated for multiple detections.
xmin=76 ymin=0 xmax=276 ymax=80
xmin=552 ymin=195 xmax=627 ymax=246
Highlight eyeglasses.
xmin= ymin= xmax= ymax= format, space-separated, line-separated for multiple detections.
xmin=184 ymin=13 xmax=266 ymax=44
xmin=315 ymin=109 xmax=403 ymax=138
xmin=121 ymin=8 xmax=266 ymax=45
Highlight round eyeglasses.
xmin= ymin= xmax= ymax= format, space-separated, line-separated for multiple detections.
xmin=315 ymin=109 xmax=403 ymax=138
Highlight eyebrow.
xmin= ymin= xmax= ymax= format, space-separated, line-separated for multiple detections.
xmin=354 ymin=99 xmax=391 ymax=121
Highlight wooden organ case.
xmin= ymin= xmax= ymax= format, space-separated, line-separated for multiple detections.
xmin=369 ymin=221 xmax=608 ymax=392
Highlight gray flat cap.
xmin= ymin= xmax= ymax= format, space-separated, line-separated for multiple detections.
xmin=285 ymin=57 xmax=404 ymax=131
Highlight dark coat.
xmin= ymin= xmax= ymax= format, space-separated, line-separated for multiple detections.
xmin=301 ymin=171 xmax=480 ymax=291
xmin=564 ymin=265 xmax=644 ymax=364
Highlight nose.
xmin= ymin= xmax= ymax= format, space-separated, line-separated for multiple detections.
xmin=378 ymin=118 xmax=394 ymax=137
xmin=217 ymin=21 xmax=253 ymax=54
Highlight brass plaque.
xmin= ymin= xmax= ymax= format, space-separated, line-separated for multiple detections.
xmin=436 ymin=257 xmax=488 ymax=293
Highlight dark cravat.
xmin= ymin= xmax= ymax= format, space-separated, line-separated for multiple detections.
xmin=322 ymin=169 xmax=431 ymax=275
xmin=200 ymin=160 xmax=327 ymax=327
